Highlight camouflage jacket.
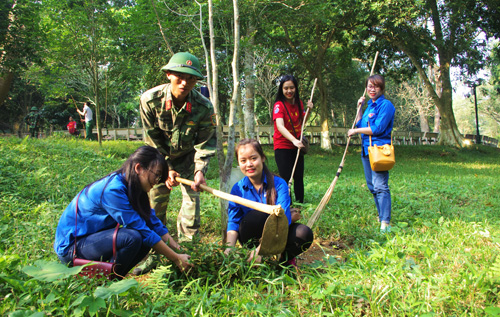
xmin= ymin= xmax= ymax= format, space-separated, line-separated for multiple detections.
xmin=140 ymin=83 xmax=216 ymax=175
xmin=24 ymin=112 xmax=40 ymax=129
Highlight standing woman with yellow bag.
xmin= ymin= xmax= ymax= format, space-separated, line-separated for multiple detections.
xmin=347 ymin=75 xmax=395 ymax=232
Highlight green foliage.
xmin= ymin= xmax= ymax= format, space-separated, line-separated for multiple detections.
xmin=0 ymin=0 xmax=44 ymax=71
xmin=23 ymin=260 xmax=82 ymax=282
xmin=1 ymin=137 xmax=500 ymax=315
xmin=164 ymin=240 xmax=282 ymax=289
xmin=4 ymin=0 xmax=500 ymax=144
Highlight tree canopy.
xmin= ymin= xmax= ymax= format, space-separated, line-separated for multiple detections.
xmin=1 ymin=0 xmax=499 ymax=146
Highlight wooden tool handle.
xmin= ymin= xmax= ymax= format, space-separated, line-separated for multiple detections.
xmin=175 ymin=177 xmax=282 ymax=216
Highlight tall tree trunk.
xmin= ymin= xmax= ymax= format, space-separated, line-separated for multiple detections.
xmin=0 ymin=72 xmax=14 ymax=107
xmin=208 ymin=0 xmax=222 ymax=167
xmin=194 ymin=0 xmax=212 ymax=97
xmin=0 ymin=1 xmax=17 ymax=107
xmin=93 ymin=62 xmax=102 ymax=144
xmin=434 ymin=79 xmax=462 ymax=145
xmin=220 ymin=0 xmax=240 ymax=203
xmin=91 ymin=52 xmax=102 ymax=145
xmin=0 ymin=0 xmax=17 ymax=106
xmin=400 ymin=45 xmax=461 ymax=146
xmin=418 ymin=105 xmax=430 ymax=132
xmin=433 ymin=68 xmax=442 ymax=133
xmin=237 ymin=98 xmax=245 ymax=139
xmin=242 ymin=21 xmax=256 ymax=139
xmin=88 ymin=2 xmax=101 ymax=145
xmin=208 ymin=0 xmax=240 ymax=241
xmin=317 ymin=77 xmax=331 ymax=149
xmin=433 ymin=106 xmax=441 ymax=133
xmin=425 ymin=0 xmax=461 ymax=145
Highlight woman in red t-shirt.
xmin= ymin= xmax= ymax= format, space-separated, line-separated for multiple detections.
xmin=67 ymin=116 xmax=78 ymax=136
xmin=272 ymin=75 xmax=313 ymax=203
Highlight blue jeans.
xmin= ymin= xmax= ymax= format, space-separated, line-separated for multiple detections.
xmin=59 ymin=227 xmax=150 ymax=277
xmin=361 ymin=155 xmax=391 ymax=223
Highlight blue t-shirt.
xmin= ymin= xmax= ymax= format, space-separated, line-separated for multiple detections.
xmin=54 ymin=173 xmax=168 ymax=257
xmin=356 ymin=95 xmax=395 ymax=156
xmin=227 ymin=174 xmax=292 ymax=232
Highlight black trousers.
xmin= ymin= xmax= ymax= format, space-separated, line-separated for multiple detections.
xmin=274 ymin=149 xmax=304 ymax=203
xmin=238 ymin=210 xmax=313 ymax=260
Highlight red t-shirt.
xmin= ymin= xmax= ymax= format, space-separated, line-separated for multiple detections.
xmin=272 ymin=100 xmax=305 ymax=150
xmin=67 ymin=121 xmax=77 ymax=134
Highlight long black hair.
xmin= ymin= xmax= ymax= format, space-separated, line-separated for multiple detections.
xmin=275 ymin=74 xmax=303 ymax=119
xmin=235 ymin=139 xmax=277 ymax=205
xmin=84 ymin=146 xmax=167 ymax=220
xmin=275 ymin=75 xmax=301 ymax=105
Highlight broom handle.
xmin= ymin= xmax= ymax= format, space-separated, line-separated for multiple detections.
xmin=288 ymin=78 xmax=317 ymax=192
xmin=71 ymin=95 xmax=84 ymax=121
xmin=175 ymin=177 xmax=282 ymax=216
xmin=349 ymin=51 xmax=379 ymax=136
xmin=307 ymin=52 xmax=379 ymax=228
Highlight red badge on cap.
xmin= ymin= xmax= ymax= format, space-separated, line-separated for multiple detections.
xmin=186 ymin=60 xmax=192 ymax=66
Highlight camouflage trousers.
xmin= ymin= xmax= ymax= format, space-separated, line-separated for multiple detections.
xmin=148 ymin=153 xmax=201 ymax=242
xmin=29 ymin=128 xmax=39 ymax=138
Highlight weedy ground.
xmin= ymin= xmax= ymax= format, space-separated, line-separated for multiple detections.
xmin=1 ymin=136 xmax=499 ymax=316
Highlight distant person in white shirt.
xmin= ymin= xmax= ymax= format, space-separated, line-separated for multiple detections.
xmin=77 ymin=102 xmax=94 ymax=140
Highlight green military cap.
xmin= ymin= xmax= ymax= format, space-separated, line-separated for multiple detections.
xmin=161 ymin=52 xmax=204 ymax=80
xmin=31 ymin=107 xmax=38 ymax=111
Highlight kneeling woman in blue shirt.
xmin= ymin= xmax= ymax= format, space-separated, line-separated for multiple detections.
xmin=54 ymin=146 xmax=191 ymax=278
xmin=225 ymin=139 xmax=313 ymax=265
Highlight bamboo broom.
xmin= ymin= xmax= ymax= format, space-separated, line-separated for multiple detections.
xmin=288 ymin=78 xmax=317 ymax=195
xmin=307 ymin=52 xmax=379 ymax=228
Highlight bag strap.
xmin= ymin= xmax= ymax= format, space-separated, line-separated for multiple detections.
xmin=282 ymin=101 xmax=300 ymax=139
xmin=367 ymin=122 xmax=393 ymax=146
xmin=110 ymin=223 xmax=119 ymax=263
xmin=73 ymin=191 xmax=120 ymax=263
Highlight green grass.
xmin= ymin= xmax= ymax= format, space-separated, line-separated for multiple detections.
xmin=1 ymin=136 xmax=499 ymax=316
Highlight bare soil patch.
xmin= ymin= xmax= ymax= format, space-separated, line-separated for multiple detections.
xmin=297 ymin=238 xmax=348 ymax=266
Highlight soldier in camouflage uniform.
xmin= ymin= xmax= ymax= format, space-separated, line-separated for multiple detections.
xmin=140 ymin=52 xmax=216 ymax=246
xmin=24 ymin=107 xmax=41 ymax=138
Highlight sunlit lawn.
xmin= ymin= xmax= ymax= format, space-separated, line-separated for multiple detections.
xmin=0 ymin=136 xmax=499 ymax=315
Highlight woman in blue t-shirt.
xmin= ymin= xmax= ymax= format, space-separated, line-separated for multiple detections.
xmin=225 ymin=139 xmax=313 ymax=265
xmin=54 ymin=146 xmax=191 ymax=278
xmin=348 ymin=75 xmax=396 ymax=232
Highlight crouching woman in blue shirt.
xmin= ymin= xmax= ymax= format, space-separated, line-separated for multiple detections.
xmin=224 ymin=139 xmax=313 ymax=266
xmin=348 ymin=75 xmax=395 ymax=232
xmin=54 ymin=146 xmax=192 ymax=278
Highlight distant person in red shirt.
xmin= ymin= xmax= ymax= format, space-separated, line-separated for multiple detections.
xmin=67 ymin=116 xmax=79 ymax=136
xmin=272 ymin=75 xmax=313 ymax=204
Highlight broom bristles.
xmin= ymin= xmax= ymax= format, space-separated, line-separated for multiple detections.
xmin=307 ymin=175 xmax=338 ymax=227
xmin=305 ymin=52 xmax=379 ymax=229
